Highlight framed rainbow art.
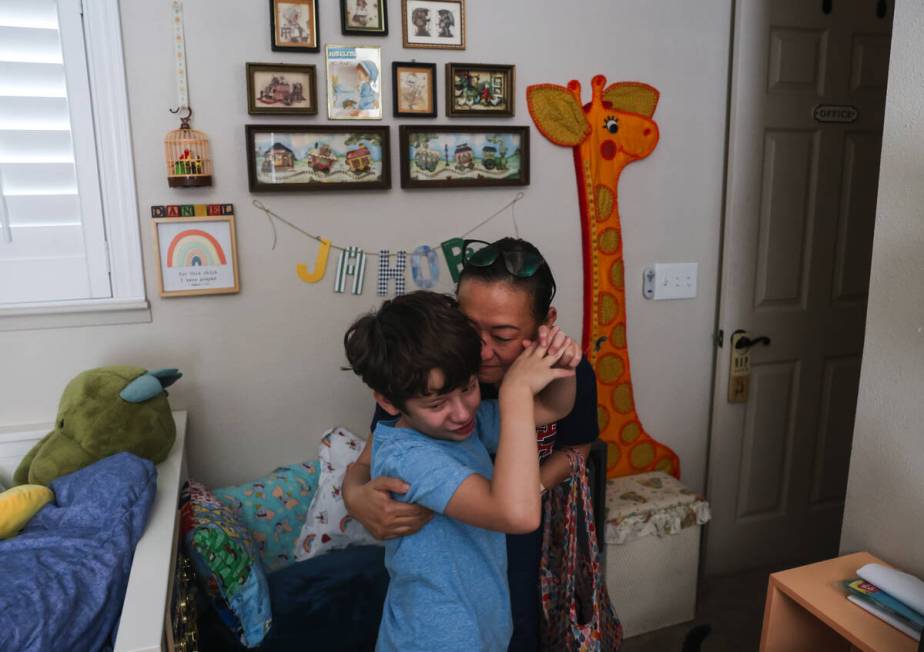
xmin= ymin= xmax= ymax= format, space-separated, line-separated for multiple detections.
xmin=152 ymin=214 xmax=240 ymax=297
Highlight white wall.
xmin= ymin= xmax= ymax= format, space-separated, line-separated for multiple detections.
xmin=840 ymin=0 xmax=924 ymax=577
xmin=0 ymin=0 xmax=731 ymax=489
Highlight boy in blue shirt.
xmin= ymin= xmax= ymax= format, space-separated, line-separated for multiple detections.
xmin=344 ymin=291 xmax=579 ymax=652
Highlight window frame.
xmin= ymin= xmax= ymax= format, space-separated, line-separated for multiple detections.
xmin=0 ymin=0 xmax=148 ymax=330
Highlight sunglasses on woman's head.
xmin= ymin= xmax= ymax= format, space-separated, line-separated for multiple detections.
xmin=462 ymin=239 xmax=547 ymax=278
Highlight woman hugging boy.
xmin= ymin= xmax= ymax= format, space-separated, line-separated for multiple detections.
xmin=343 ymin=290 xmax=580 ymax=651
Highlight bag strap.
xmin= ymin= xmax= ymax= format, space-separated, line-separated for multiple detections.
xmin=541 ymin=451 xmax=581 ymax=616
xmin=562 ymin=448 xmax=604 ymax=574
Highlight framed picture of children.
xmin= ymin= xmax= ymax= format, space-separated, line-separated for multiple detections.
xmin=152 ymin=215 xmax=240 ymax=297
xmin=399 ymin=125 xmax=529 ymax=188
xmin=340 ymin=0 xmax=388 ymax=35
xmin=401 ymin=0 xmax=464 ymax=49
xmin=270 ymin=0 xmax=319 ymax=52
xmin=392 ymin=61 xmax=437 ymax=117
xmin=446 ymin=63 xmax=514 ymax=117
xmin=246 ymin=63 xmax=318 ymax=115
xmin=325 ymin=45 xmax=383 ymax=120
xmin=245 ymin=124 xmax=391 ymax=192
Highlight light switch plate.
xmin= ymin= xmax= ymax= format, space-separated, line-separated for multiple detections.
xmin=642 ymin=263 xmax=698 ymax=300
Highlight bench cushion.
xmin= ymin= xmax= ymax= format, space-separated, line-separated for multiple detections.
xmin=604 ymin=471 xmax=710 ymax=545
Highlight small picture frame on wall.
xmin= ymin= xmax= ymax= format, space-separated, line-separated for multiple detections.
xmin=246 ymin=63 xmax=318 ymax=115
xmin=340 ymin=0 xmax=388 ymax=35
xmin=246 ymin=124 xmax=391 ymax=192
xmin=152 ymin=215 xmax=240 ymax=297
xmin=446 ymin=63 xmax=515 ymax=117
xmin=401 ymin=0 xmax=464 ymax=49
xmin=392 ymin=61 xmax=436 ymax=117
xmin=399 ymin=125 xmax=529 ymax=188
xmin=270 ymin=0 xmax=320 ymax=52
xmin=326 ymin=44 xmax=383 ymax=120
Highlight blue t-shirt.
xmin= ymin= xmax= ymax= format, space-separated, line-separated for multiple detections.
xmin=371 ymin=400 xmax=511 ymax=652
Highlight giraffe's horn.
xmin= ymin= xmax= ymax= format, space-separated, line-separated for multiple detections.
xmin=567 ymin=79 xmax=583 ymax=105
xmin=591 ymin=75 xmax=607 ymax=106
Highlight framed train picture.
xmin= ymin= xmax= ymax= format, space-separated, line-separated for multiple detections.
xmin=152 ymin=215 xmax=240 ymax=297
xmin=246 ymin=63 xmax=318 ymax=115
xmin=245 ymin=124 xmax=391 ymax=191
xmin=399 ymin=125 xmax=529 ymax=188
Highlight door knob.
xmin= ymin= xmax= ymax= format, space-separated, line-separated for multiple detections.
xmin=735 ymin=335 xmax=771 ymax=350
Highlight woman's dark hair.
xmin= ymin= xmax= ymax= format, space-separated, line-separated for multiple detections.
xmin=344 ymin=291 xmax=482 ymax=411
xmin=457 ymin=237 xmax=557 ymax=323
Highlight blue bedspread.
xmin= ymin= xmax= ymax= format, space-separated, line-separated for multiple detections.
xmin=0 ymin=453 xmax=157 ymax=652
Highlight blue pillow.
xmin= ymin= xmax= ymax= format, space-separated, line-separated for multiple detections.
xmin=214 ymin=461 xmax=320 ymax=572
xmin=180 ymin=480 xmax=272 ymax=648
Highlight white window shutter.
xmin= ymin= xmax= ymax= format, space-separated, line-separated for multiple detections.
xmin=0 ymin=0 xmax=111 ymax=305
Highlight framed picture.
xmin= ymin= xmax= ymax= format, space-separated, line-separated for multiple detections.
xmin=152 ymin=215 xmax=240 ymax=297
xmin=401 ymin=0 xmax=464 ymax=49
xmin=270 ymin=0 xmax=319 ymax=52
xmin=446 ymin=63 xmax=514 ymax=117
xmin=325 ymin=45 xmax=383 ymax=120
xmin=246 ymin=63 xmax=318 ymax=115
xmin=246 ymin=124 xmax=391 ymax=192
xmin=399 ymin=125 xmax=529 ymax=188
xmin=341 ymin=0 xmax=387 ymax=35
xmin=392 ymin=61 xmax=437 ymax=117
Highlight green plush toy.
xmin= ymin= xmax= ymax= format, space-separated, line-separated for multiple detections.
xmin=13 ymin=365 xmax=182 ymax=486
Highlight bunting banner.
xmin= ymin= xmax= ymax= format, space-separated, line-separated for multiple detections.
xmin=333 ymin=246 xmax=367 ymax=295
xmin=253 ymin=193 xmax=524 ymax=297
xmin=377 ymin=250 xmax=407 ymax=297
xmin=440 ymin=239 xmax=466 ymax=283
xmin=296 ymin=238 xmax=330 ymax=283
xmin=410 ymin=245 xmax=440 ymax=289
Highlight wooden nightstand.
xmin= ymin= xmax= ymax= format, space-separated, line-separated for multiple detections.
xmin=760 ymin=552 xmax=918 ymax=652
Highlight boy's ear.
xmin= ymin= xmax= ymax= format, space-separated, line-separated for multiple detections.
xmin=373 ymin=391 xmax=401 ymax=417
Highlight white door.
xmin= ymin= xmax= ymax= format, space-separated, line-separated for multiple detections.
xmin=704 ymin=0 xmax=892 ymax=577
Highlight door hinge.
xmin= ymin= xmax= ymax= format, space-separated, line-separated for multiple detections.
xmin=714 ymin=329 xmax=724 ymax=348
xmin=103 ymin=240 xmax=111 ymax=274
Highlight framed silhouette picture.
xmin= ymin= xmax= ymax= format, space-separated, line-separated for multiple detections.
xmin=401 ymin=0 xmax=464 ymax=49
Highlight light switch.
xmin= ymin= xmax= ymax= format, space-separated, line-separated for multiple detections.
xmin=642 ymin=263 xmax=698 ymax=300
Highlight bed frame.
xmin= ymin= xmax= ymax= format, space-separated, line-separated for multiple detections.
xmin=0 ymin=411 xmax=188 ymax=652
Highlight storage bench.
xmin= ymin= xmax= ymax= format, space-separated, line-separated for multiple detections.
xmin=603 ymin=471 xmax=711 ymax=638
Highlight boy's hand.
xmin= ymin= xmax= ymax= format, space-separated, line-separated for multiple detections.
xmin=503 ymin=337 xmax=576 ymax=397
xmin=523 ymin=325 xmax=582 ymax=371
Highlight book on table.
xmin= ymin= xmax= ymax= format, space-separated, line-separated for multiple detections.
xmin=847 ymin=594 xmax=922 ymax=641
xmin=843 ymin=578 xmax=924 ymax=641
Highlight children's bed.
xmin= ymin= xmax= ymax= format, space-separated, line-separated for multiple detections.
xmin=0 ymin=411 xmax=188 ymax=652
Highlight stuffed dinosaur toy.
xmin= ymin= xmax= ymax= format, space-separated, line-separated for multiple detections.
xmin=14 ymin=366 xmax=181 ymax=486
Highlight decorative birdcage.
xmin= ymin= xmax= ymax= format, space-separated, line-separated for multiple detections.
xmin=164 ymin=109 xmax=212 ymax=188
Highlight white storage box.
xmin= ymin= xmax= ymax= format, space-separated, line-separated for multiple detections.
xmin=603 ymin=471 xmax=711 ymax=638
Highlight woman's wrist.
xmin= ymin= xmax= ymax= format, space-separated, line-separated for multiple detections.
xmin=540 ymin=450 xmax=574 ymax=489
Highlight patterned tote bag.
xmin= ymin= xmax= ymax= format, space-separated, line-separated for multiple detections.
xmin=540 ymin=449 xmax=623 ymax=651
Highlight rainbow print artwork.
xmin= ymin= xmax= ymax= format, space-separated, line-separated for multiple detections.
xmin=165 ymin=229 xmax=228 ymax=268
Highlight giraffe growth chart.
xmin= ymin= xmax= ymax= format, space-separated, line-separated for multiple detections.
xmin=528 ymin=75 xmax=681 ymax=479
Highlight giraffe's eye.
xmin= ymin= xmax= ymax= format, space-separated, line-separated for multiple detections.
xmin=604 ymin=116 xmax=619 ymax=134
